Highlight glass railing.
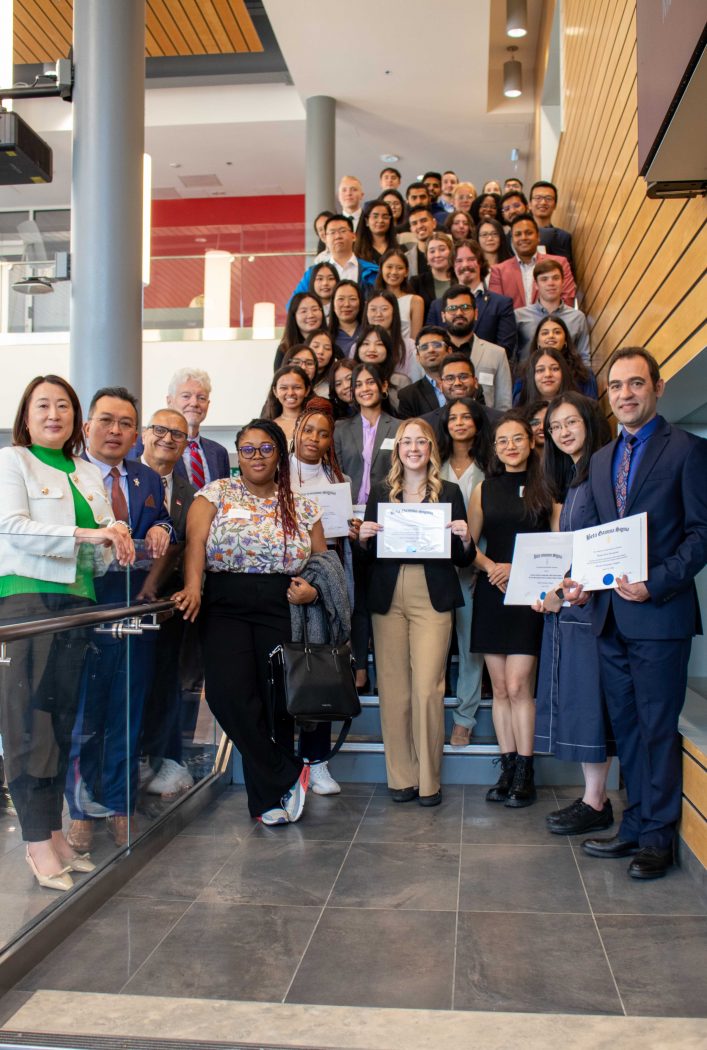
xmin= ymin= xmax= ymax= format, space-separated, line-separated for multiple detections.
xmin=0 ymin=250 xmax=314 ymax=336
xmin=0 ymin=536 xmax=222 ymax=954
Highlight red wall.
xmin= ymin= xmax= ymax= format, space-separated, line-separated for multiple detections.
xmin=145 ymin=194 xmax=306 ymax=325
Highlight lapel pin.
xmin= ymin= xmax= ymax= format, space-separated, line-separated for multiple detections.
xmin=133 ymin=477 xmax=140 ymax=487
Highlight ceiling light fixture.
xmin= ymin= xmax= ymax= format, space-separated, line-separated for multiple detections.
xmin=503 ymin=47 xmax=523 ymax=98
xmin=380 ymin=153 xmax=399 ymax=164
xmin=506 ymin=0 xmax=528 ymax=38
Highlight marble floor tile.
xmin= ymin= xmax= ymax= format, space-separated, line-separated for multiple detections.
xmin=462 ymin=795 xmax=573 ymax=846
xmin=573 ymin=847 xmax=707 ymax=916
xmin=122 ymin=901 xmax=318 ymax=1002
xmin=117 ymin=833 xmax=238 ymax=901
xmin=459 ymin=843 xmax=589 ymax=913
xmin=276 ymin=793 xmax=369 ymax=842
xmin=197 ymin=837 xmax=349 ymax=907
xmin=329 ymin=840 xmax=460 ymax=911
xmin=355 ymin=791 xmax=463 ymax=844
xmin=454 ymin=911 xmax=622 ymax=1015
xmin=597 ymin=915 xmax=707 ymax=1017
xmin=287 ymin=907 xmax=456 ymax=1010
xmin=17 ymin=898 xmax=190 ymax=994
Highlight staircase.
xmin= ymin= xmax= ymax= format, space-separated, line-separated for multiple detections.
xmin=231 ymin=657 xmax=610 ymax=788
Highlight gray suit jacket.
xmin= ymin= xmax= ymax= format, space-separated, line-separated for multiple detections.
xmin=334 ymin=412 xmax=399 ymax=502
xmin=170 ymin=472 xmax=196 ymax=542
xmin=470 ymin=335 xmax=513 ymax=411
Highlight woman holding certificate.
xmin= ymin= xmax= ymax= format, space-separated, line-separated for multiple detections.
xmin=533 ymin=393 xmax=616 ymax=836
xmin=468 ymin=411 xmax=553 ymax=807
xmin=359 ymin=419 xmax=474 ymax=806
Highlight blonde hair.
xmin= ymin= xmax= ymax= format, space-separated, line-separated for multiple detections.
xmin=453 ymin=181 xmax=477 ymax=201
xmin=387 ymin=418 xmax=444 ymax=504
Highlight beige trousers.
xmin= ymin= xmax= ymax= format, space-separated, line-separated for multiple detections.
xmin=372 ymin=564 xmax=453 ymax=796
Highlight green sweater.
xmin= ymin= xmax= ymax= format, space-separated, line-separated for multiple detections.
xmin=0 ymin=445 xmax=99 ymax=601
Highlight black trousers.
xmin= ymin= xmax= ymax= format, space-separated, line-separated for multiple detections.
xmin=0 ymin=593 xmax=90 ymax=842
xmin=199 ymin=572 xmax=302 ymax=817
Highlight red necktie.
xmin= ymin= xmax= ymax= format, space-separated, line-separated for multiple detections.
xmin=189 ymin=441 xmax=205 ymax=489
xmin=109 ymin=466 xmax=129 ymax=524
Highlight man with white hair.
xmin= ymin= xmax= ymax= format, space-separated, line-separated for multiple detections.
xmin=165 ymin=368 xmax=230 ymax=487
xmin=338 ymin=175 xmax=365 ymax=230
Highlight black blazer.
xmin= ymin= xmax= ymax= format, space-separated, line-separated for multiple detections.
xmin=361 ymin=480 xmax=475 ymax=613
xmin=397 ymin=376 xmax=442 ymax=419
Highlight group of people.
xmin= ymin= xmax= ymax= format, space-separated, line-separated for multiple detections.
xmin=1 ymin=168 xmax=705 ymax=890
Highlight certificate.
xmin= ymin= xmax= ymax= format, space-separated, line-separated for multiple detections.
xmin=571 ymin=512 xmax=647 ymax=590
xmin=504 ymin=533 xmax=574 ymax=606
xmin=376 ymin=502 xmax=451 ymax=559
xmin=299 ymin=480 xmax=353 ymax=539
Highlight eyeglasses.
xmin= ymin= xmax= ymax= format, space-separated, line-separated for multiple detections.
xmin=238 ymin=443 xmax=277 ymax=459
xmin=444 ymin=303 xmax=473 ymax=313
xmin=531 ymin=194 xmax=555 ymax=204
xmin=441 ymin=372 xmax=473 ymax=384
xmin=90 ymin=415 xmax=136 ymax=431
xmin=548 ymin=417 xmax=583 ymax=435
xmin=399 ymin=437 xmax=431 ymax=449
xmin=416 ymin=340 xmax=447 ymax=351
xmin=146 ymin=423 xmax=188 ymax=442
xmin=495 ymin=434 xmax=528 ymax=449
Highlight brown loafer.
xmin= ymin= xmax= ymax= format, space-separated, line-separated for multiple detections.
xmin=450 ymin=724 xmax=471 ymax=747
xmin=106 ymin=815 xmax=136 ymax=848
xmin=66 ymin=819 xmax=94 ymax=852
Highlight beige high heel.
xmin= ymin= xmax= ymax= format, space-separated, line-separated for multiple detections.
xmin=64 ymin=853 xmax=95 ymax=873
xmin=26 ymin=848 xmax=74 ymax=892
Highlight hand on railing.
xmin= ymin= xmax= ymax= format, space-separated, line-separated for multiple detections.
xmin=75 ymin=524 xmax=135 ymax=566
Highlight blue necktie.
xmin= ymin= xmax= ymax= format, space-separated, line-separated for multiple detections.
xmin=614 ymin=434 xmax=636 ymax=517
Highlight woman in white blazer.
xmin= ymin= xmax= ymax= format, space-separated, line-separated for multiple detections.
xmin=0 ymin=375 xmax=133 ymax=891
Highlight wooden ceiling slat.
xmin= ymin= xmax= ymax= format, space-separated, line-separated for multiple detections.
xmin=13 ymin=0 xmax=264 ymax=64
xmin=147 ymin=0 xmax=192 ymax=56
xmin=199 ymin=0 xmax=245 ymax=53
xmin=227 ymin=0 xmax=263 ymax=53
xmin=173 ymin=0 xmax=220 ymax=55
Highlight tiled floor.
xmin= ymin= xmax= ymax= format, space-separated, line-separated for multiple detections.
xmin=9 ymin=784 xmax=707 ymax=1019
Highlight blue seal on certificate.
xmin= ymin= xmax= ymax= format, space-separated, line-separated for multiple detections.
xmin=603 ymin=573 xmax=614 ymax=585
xmin=540 ymin=591 xmax=546 ymax=600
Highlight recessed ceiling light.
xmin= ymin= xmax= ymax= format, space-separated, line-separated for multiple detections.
xmin=169 ymin=162 xmax=181 ymax=169
xmin=380 ymin=154 xmax=400 ymax=163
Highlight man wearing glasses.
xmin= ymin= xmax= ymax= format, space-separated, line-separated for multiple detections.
xmin=397 ymin=326 xmax=453 ymax=418
xmin=529 ymin=180 xmax=574 ymax=271
xmin=66 ymin=387 xmax=174 ymax=851
xmin=441 ymin=285 xmax=512 ymax=410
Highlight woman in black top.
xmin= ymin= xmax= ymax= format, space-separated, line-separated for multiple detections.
xmin=359 ymin=419 xmax=474 ymax=807
xmin=468 ymin=411 xmax=554 ymax=808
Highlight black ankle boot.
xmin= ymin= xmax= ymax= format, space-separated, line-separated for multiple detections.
xmin=505 ymin=754 xmax=537 ymax=808
xmin=486 ymin=752 xmax=517 ymax=802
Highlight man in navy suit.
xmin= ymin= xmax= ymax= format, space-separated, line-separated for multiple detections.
xmin=425 ymin=240 xmax=517 ymax=360
xmin=66 ymin=387 xmax=175 ymax=850
xmin=575 ymin=349 xmax=707 ymax=879
xmin=166 ymin=368 xmax=230 ymax=486
xmin=529 ymin=180 xmax=574 ymax=272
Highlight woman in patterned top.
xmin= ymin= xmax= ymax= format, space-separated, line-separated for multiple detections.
xmin=174 ymin=419 xmax=327 ymax=826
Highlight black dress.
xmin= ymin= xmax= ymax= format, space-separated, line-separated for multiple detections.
xmin=470 ymin=470 xmax=549 ymax=656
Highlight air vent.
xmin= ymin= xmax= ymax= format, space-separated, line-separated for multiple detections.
xmin=178 ymin=174 xmax=223 ymax=188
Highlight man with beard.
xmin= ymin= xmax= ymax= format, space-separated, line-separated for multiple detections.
xmin=426 ymin=240 xmax=517 ymax=360
xmin=441 ymin=285 xmax=512 ymax=410
xmin=396 ymin=326 xmax=453 ymax=418
xmin=489 ymin=215 xmax=575 ymax=310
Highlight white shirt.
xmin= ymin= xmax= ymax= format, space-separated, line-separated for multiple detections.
xmin=343 ymin=208 xmax=362 ymax=231
xmin=141 ymin=456 xmax=173 ymax=507
xmin=181 ymin=433 xmax=212 ymax=486
xmin=515 ymin=246 xmax=547 ymax=305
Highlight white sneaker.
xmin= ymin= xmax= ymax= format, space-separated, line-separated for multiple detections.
xmin=308 ymin=761 xmax=341 ymax=796
xmin=146 ymin=759 xmax=194 ymax=797
xmin=258 ymin=807 xmax=289 ymax=826
xmin=281 ymin=765 xmax=310 ymax=823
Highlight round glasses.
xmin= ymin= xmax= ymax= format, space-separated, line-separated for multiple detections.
xmin=238 ymin=443 xmax=277 ymax=459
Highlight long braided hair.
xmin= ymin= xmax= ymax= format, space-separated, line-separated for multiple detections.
xmin=236 ymin=419 xmax=300 ymax=546
xmin=291 ymin=397 xmax=345 ymax=485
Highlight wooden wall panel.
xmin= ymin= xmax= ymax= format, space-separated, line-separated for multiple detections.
xmin=550 ymin=0 xmax=707 ymax=395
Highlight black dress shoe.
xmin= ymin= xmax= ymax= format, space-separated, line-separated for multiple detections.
xmin=628 ymin=846 xmax=673 ymax=880
xmin=547 ymin=799 xmax=614 ymax=836
xmin=582 ymin=834 xmax=640 ymax=858
xmin=391 ymin=787 xmax=419 ymax=803
xmin=419 ymin=791 xmax=442 ymax=807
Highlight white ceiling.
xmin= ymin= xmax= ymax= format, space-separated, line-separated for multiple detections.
xmin=0 ymin=0 xmax=542 ymax=211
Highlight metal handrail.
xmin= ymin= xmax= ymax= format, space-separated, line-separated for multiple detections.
xmin=0 ymin=598 xmax=177 ymax=643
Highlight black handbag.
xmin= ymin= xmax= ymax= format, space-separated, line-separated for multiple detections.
xmin=268 ymin=610 xmax=361 ymax=762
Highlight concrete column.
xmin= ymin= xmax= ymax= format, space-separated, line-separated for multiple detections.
xmin=70 ymin=0 xmax=145 ymax=410
xmin=305 ymin=95 xmax=336 ymax=254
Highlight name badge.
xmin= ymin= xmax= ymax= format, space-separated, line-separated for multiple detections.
xmin=381 ymin=438 xmax=396 ymax=450
xmin=478 ymin=371 xmax=494 ymax=387
xmin=519 ymin=485 xmax=525 ymax=497
xmin=227 ymin=508 xmax=252 ymax=519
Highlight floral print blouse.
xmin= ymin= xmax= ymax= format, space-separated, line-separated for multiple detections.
xmin=200 ymin=477 xmax=321 ymax=575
